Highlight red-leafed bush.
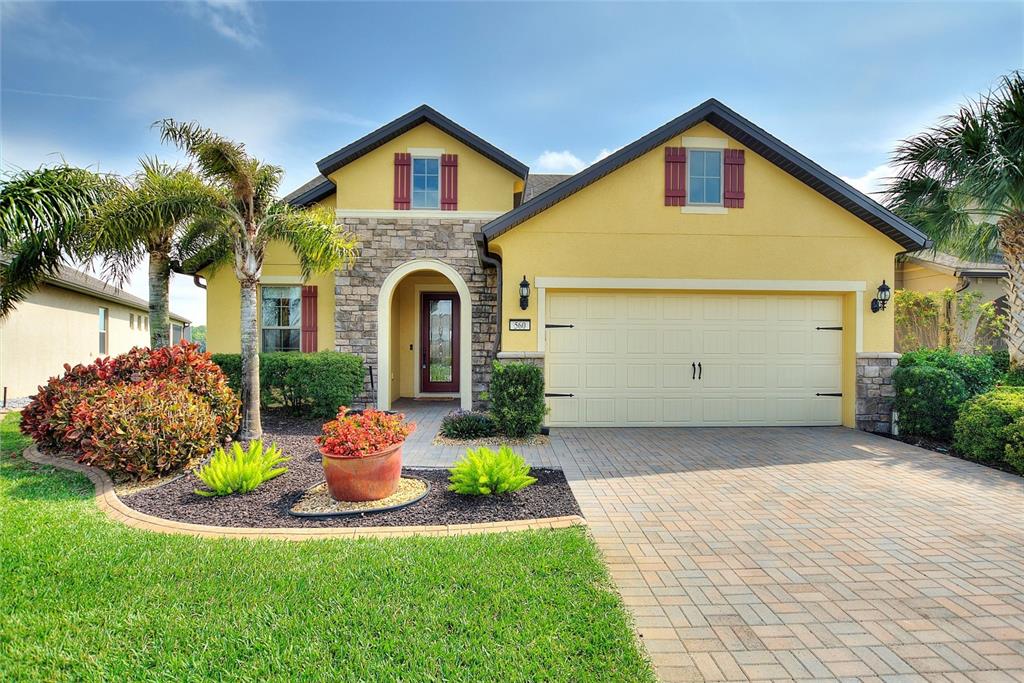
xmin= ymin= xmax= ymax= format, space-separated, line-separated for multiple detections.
xmin=72 ymin=380 xmax=219 ymax=479
xmin=317 ymin=407 xmax=415 ymax=458
xmin=20 ymin=342 xmax=240 ymax=452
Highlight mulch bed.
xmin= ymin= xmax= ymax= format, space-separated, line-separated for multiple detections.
xmin=120 ymin=410 xmax=581 ymax=528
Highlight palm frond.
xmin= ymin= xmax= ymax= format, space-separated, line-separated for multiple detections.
xmin=156 ymin=119 xmax=255 ymax=200
xmin=175 ymin=213 xmax=233 ymax=275
xmin=261 ymin=203 xmax=358 ymax=279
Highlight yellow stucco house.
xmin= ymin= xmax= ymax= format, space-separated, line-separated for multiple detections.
xmin=201 ymin=100 xmax=930 ymax=432
xmin=0 ymin=265 xmax=190 ymax=402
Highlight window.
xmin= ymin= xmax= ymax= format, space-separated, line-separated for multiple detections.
xmin=261 ymin=285 xmax=301 ymax=352
xmin=143 ymin=316 xmax=148 ymax=331
xmin=129 ymin=313 xmax=135 ymax=330
xmin=412 ymin=157 xmax=439 ymax=209
xmin=688 ymin=149 xmax=723 ymax=205
xmin=171 ymin=323 xmax=183 ymax=345
xmin=98 ymin=307 xmax=109 ymax=354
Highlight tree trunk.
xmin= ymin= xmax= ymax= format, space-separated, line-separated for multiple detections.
xmin=998 ymin=212 xmax=1024 ymax=368
xmin=148 ymin=250 xmax=171 ymax=348
xmin=239 ymin=278 xmax=262 ymax=441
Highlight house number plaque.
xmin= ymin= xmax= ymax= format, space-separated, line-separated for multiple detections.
xmin=508 ymin=319 xmax=531 ymax=331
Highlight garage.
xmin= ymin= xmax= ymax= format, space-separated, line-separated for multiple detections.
xmin=544 ymin=291 xmax=844 ymax=427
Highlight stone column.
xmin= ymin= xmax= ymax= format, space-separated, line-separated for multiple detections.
xmin=855 ymin=352 xmax=900 ymax=433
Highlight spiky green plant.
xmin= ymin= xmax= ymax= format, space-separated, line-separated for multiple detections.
xmin=194 ymin=440 xmax=290 ymax=497
xmin=448 ymin=445 xmax=537 ymax=496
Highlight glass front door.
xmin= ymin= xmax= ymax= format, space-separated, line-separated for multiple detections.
xmin=420 ymin=293 xmax=460 ymax=393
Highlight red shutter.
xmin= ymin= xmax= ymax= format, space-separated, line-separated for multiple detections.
xmin=441 ymin=154 xmax=458 ymax=210
xmin=723 ymin=149 xmax=745 ymax=208
xmin=665 ymin=147 xmax=687 ymax=206
xmin=300 ymin=285 xmax=318 ymax=353
xmin=393 ymin=153 xmax=411 ymax=210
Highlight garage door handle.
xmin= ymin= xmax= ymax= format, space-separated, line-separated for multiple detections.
xmin=698 ymin=362 xmax=702 ymax=380
xmin=816 ymin=392 xmax=843 ymax=397
xmin=692 ymin=362 xmax=696 ymax=380
xmin=545 ymin=392 xmax=574 ymax=398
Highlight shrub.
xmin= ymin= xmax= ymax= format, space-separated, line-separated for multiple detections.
xmin=211 ymin=352 xmax=364 ymax=418
xmin=21 ymin=342 xmax=239 ymax=448
xmin=990 ymin=348 xmax=1011 ymax=375
xmin=892 ymin=366 xmax=968 ymax=440
xmin=440 ymin=410 xmax=496 ymax=439
xmin=952 ymin=387 xmax=1024 ymax=464
xmin=317 ymin=407 xmax=415 ymax=458
xmin=489 ymin=362 xmax=546 ymax=438
xmin=72 ymin=380 xmax=220 ymax=480
xmin=194 ymin=440 xmax=290 ymax=496
xmin=898 ymin=348 xmax=997 ymax=397
xmin=448 ymin=445 xmax=537 ymax=495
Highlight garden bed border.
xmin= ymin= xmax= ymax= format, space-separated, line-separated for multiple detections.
xmin=22 ymin=446 xmax=585 ymax=540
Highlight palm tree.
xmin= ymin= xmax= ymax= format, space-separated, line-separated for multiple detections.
xmin=90 ymin=159 xmax=215 ymax=347
xmin=0 ymin=165 xmax=114 ymax=317
xmin=157 ymin=120 xmax=358 ymax=440
xmin=887 ymin=71 xmax=1024 ymax=366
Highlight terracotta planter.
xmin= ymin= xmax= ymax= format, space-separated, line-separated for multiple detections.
xmin=320 ymin=440 xmax=404 ymax=502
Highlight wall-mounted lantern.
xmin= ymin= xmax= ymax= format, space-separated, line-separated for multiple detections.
xmin=519 ymin=276 xmax=530 ymax=310
xmin=870 ymin=280 xmax=891 ymax=313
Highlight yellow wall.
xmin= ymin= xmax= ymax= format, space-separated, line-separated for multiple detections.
xmin=896 ymin=262 xmax=959 ymax=293
xmin=389 ymin=272 xmax=456 ymax=397
xmin=0 ymin=284 xmax=181 ymax=397
xmin=329 ymin=123 xmax=521 ymax=212
xmin=204 ymin=240 xmax=335 ymax=354
xmin=489 ymin=121 xmax=904 ymax=426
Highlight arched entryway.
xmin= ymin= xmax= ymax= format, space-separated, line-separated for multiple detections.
xmin=376 ymin=258 xmax=473 ymax=411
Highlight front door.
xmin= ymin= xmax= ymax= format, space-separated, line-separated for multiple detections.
xmin=420 ymin=293 xmax=460 ymax=393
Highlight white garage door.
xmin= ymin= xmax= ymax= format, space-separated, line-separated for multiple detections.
xmin=544 ymin=291 xmax=843 ymax=427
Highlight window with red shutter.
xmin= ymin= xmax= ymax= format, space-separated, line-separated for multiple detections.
xmin=393 ymin=153 xmax=411 ymax=210
xmin=300 ymin=286 xmax=318 ymax=352
xmin=665 ymin=147 xmax=686 ymax=206
xmin=723 ymin=149 xmax=745 ymax=208
xmin=441 ymin=154 xmax=458 ymax=210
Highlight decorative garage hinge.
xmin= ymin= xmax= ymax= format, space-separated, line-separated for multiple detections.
xmin=815 ymin=326 xmax=843 ymax=331
xmin=545 ymin=323 xmax=575 ymax=329
xmin=815 ymin=392 xmax=843 ymax=397
xmin=545 ymin=392 xmax=575 ymax=398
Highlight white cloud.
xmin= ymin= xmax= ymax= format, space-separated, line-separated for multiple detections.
xmin=183 ymin=0 xmax=261 ymax=48
xmin=841 ymin=163 xmax=894 ymax=198
xmin=533 ymin=148 xmax=618 ymax=174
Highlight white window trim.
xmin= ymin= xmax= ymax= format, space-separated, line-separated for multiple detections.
xmin=98 ymin=307 xmax=109 ymax=355
xmin=687 ymin=148 xmax=724 ymax=207
xmin=336 ymin=209 xmax=502 ymax=220
xmin=259 ymin=283 xmax=303 ymax=353
xmin=678 ymin=136 xmax=728 ymax=149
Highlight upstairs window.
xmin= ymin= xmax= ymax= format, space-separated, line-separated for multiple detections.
xmin=261 ymin=285 xmax=301 ymax=352
xmin=688 ymin=149 xmax=723 ymax=205
xmin=412 ymin=157 xmax=440 ymax=209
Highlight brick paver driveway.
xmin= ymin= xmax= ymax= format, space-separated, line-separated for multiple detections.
xmin=399 ymin=401 xmax=1024 ymax=681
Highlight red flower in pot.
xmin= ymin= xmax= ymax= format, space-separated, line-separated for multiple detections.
xmin=316 ymin=407 xmax=416 ymax=502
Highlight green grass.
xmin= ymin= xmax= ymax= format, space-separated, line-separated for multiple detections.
xmin=0 ymin=413 xmax=653 ymax=682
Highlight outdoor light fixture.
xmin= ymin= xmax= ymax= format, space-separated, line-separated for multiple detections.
xmin=870 ymin=280 xmax=891 ymax=313
xmin=519 ymin=275 xmax=530 ymax=310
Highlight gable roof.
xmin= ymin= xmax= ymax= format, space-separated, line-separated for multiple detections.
xmin=315 ymin=104 xmax=529 ymax=179
xmin=482 ymin=98 xmax=930 ymax=251
xmin=523 ymin=174 xmax=573 ymax=202
xmin=283 ymin=174 xmax=334 ymax=208
xmin=902 ymin=250 xmax=1007 ymax=278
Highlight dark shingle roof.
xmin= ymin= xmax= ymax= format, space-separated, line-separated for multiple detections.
xmin=903 ymin=250 xmax=1007 ymax=277
xmin=42 ymin=265 xmax=191 ymax=323
xmin=523 ymin=174 xmax=573 ymax=202
xmin=283 ymin=175 xmax=335 ymax=207
xmin=483 ymin=98 xmax=930 ymax=251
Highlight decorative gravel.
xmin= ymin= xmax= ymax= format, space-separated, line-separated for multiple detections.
xmin=121 ymin=410 xmax=581 ymax=528
xmin=291 ymin=477 xmax=429 ymax=516
xmin=433 ymin=432 xmax=550 ymax=447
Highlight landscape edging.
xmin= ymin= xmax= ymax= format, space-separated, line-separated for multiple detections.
xmin=22 ymin=446 xmax=585 ymax=540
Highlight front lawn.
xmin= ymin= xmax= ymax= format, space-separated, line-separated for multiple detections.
xmin=0 ymin=413 xmax=653 ymax=682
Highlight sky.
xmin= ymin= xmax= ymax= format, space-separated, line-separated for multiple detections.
xmin=2 ymin=1 xmax=1023 ymax=325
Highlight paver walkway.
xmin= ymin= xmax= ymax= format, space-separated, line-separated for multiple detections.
xmin=396 ymin=399 xmax=1024 ymax=682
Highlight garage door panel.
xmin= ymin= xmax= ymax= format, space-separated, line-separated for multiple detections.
xmin=544 ymin=291 xmax=843 ymax=427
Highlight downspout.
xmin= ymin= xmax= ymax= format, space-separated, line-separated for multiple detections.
xmin=475 ymin=235 xmax=502 ymax=358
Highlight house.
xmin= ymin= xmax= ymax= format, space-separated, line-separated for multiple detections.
xmin=200 ymin=99 xmax=930 ymax=432
xmin=0 ymin=265 xmax=190 ymax=402
xmin=895 ymin=249 xmax=1007 ymax=352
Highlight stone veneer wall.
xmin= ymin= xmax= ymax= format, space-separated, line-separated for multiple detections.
xmin=333 ymin=214 xmax=498 ymax=407
xmin=856 ymin=352 xmax=900 ymax=433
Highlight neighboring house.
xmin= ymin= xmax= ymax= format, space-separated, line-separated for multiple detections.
xmin=0 ymin=265 xmax=190 ymax=401
xmin=200 ymin=100 xmax=930 ymax=432
xmin=895 ymin=249 xmax=1007 ymax=352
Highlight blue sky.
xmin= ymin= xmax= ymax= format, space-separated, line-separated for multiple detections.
xmin=2 ymin=1 xmax=1022 ymax=324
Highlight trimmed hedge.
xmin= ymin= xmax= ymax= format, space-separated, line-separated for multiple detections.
xmin=489 ymin=361 xmax=546 ymax=438
xmin=952 ymin=387 xmax=1024 ymax=465
xmin=892 ymin=365 xmax=968 ymax=441
xmin=898 ymin=348 xmax=997 ymax=397
xmin=210 ymin=352 xmax=364 ymax=418
xmin=440 ymin=410 xmax=497 ymax=439
xmin=1002 ymin=418 xmax=1024 ymax=474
